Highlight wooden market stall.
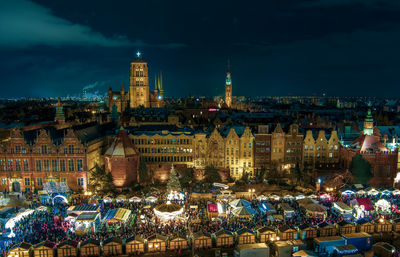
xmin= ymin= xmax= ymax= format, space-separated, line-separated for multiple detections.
xmin=393 ymin=218 xmax=400 ymax=232
xmin=56 ymin=240 xmax=78 ymax=257
xmin=357 ymin=220 xmax=375 ymax=233
xmin=375 ymin=218 xmax=392 ymax=233
xmin=7 ymin=242 xmax=32 ymax=257
xmin=278 ymin=225 xmax=297 ymax=240
xmin=168 ymin=235 xmax=188 ymax=250
xmin=257 ymin=226 xmax=277 ymax=242
xmin=193 ymin=231 xmax=212 ymax=249
xmin=236 ymin=228 xmax=256 ymax=244
xmin=146 ymin=234 xmax=167 ymax=253
xmin=80 ymin=239 xmax=100 ymax=257
xmin=125 ymin=236 xmax=145 ymax=255
xmin=34 ymin=241 xmax=56 ymax=257
xmin=337 ymin=220 xmax=356 ymax=235
xmin=297 ymin=224 xmax=317 ymax=240
xmin=318 ymin=222 xmax=337 ymax=237
xmin=102 ymin=237 xmax=123 ymax=256
xmin=214 ymin=230 xmax=234 ymax=247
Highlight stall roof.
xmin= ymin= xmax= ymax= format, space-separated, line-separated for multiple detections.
xmin=314 ymin=236 xmax=344 ymax=243
xmin=355 ymin=198 xmax=374 ymax=211
xmin=342 ymin=232 xmax=372 ymax=239
xmin=102 ymin=208 xmax=131 ymax=222
xmin=68 ymin=205 xmax=99 ymax=212
xmin=126 ymin=236 xmax=145 ymax=243
xmin=76 ymin=212 xmax=99 ymax=221
xmin=103 ymin=237 xmax=122 ymax=245
xmin=57 ymin=240 xmax=78 ymax=248
xmin=12 ymin=242 xmax=32 ymax=250
xmin=35 ymin=241 xmax=56 ymax=249
xmin=81 ymin=239 xmax=100 ymax=246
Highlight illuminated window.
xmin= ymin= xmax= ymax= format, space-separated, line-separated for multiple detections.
xmin=78 ymin=177 xmax=84 ymax=186
xmin=37 ymin=177 xmax=43 ymax=186
xmin=24 ymin=178 xmax=30 ymax=186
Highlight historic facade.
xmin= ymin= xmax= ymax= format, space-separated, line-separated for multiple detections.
xmin=104 ymin=127 xmax=140 ymax=187
xmin=0 ymin=128 xmax=88 ymax=193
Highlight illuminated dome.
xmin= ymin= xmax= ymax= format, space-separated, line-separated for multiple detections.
xmin=153 ymin=201 xmax=184 ymax=221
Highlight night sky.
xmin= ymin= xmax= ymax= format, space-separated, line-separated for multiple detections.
xmin=1 ymin=0 xmax=400 ymax=98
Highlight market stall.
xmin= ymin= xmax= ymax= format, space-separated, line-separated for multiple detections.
xmin=74 ymin=212 xmax=100 ymax=234
xmin=168 ymin=235 xmax=188 ymax=250
xmin=257 ymin=226 xmax=277 ymax=242
xmin=230 ymin=199 xmax=251 ymax=208
xmin=56 ymin=240 xmax=78 ymax=257
xmin=102 ymin=208 xmax=132 ymax=224
xmin=125 ymin=236 xmax=145 ymax=254
xmin=193 ymin=231 xmax=212 ymax=249
xmin=350 ymin=198 xmax=374 ymax=219
xmin=129 ymin=196 xmax=142 ymax=203
xmin=231 ymin=206 xmax=255 ymax=218
xmin=34 ymin=241 xmax=56 ymax=257
xmin=333 ymin=202 xmax=353 ymax=219
xmin=236 ymin=228 xmax=256 ymax=244
xmin=80 ymin=239 xmax=100 ymax=257
xmin=146 ymin=234 xmax=167 ymax=252
xmin=7 ymin=242 xmax=32 ymax=257
xmin=214 ymin=230 xmax=234 ymax=247
xmin=281 ymin=203 xmax=295 ymax=218
xmin=375 ymin=199 xmax=391 ymax=214
xmin=102 ymin=237 xmax=123 ymax=256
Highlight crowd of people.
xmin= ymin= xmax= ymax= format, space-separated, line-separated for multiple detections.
xmin=1 ymin=189 xmax=400 ymax=256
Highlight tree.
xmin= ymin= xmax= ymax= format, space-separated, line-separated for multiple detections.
xmin=179 ymin=167 xmax=194 ymax=187
xmin=350 ymin=154 xmax=373 ymax=184
xmin=139 ymin=158 xmax=148 ymax=184
xmin=204 ymin=165 xmax=221 ymax=183
xmin=167 ymin=165 xmax=181 ymax=193
xmin=88 ymin=164 xmax=115 ymax=195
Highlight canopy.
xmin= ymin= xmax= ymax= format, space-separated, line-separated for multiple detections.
xmin=375 ymin=199 xmax=391 ymax=212
xmin=230 ymin=199 xmax=251 ymax=208
xmin=367 ymin=188 xmax=379 ymax=195
xmin=295 ymin=195 xmax=305 ymax=200
xmin=341 ymin=189 xmax=355 ymax=196
xmin=352 ymin=198 xmax=374 ymax=211
xmin=145 ymin=196 xmax=157 ymax=203
xmin=116 ymin=195 xmax=126 ymax=202
xmin=129 ymin=196 xmax=142 ymax=203
xmin=103 ymin=196 xmax=113 ymax=202
xmin=380 ymin=189 xmax=392 ymax=195
xmin=256 ymin=195 xmax=268 ymax=201
xmin=283 ymin=195 xmax=294 ymax=200
xmin=103 ymin=208 xmax=131 ymax=223
xmin=393 ymin=189 xmax=400 ymax=195
xmin=231 ymin=206 xmax=255 ymax=218
xmin=270 ymin=195 xmax=280 ymax=201
xmin=307 ymin=194 xmax=318 ymax=199
xmin=293 ymin=250 xmax=318 ymax=257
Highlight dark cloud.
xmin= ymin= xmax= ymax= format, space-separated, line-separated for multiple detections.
xmin=0 ymin=0 xmax=133 ymax=48
xmin=0 ymin=0 xmax=400 ymax=98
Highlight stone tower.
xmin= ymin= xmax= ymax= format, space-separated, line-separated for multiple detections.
xmin=225 ymin=60 xmax=232 ymax=108
xmin=55 ymin=98 xmax=65 ymax=124
xmin=363 ymin=108 xmax=374 ymax=136
xmin=129 ymin=51 xmax=150 ymax=108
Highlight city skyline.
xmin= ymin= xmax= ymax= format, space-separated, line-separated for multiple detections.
xmin=1 ymin=0 xmax=400 ymax=98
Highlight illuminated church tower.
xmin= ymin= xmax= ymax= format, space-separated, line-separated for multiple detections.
xmin=129 ymin=51 xmax=150 ymax=108
xmin=224 ymin=60 xmax=232 ymax=108
xmin=363 ymin=108 xmax=374 ymax=136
